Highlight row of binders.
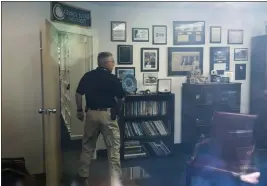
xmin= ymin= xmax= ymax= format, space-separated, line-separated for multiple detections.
xmin=124 ymin=101 xmax=167 ymax=116
xmin=125 ymin=120 xmax=168 ymax=138
xmin=124 ymin=140 xmax=171 ymax=159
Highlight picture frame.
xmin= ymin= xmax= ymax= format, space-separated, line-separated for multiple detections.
xmin=157 ymin=79 xmax=172 ymax=93
xmin=173 ymin=21 xmax=205 ymax=45
xmin=111 ymin=21 xmax=126 ymax=42
xmin=115 ymin=67 xmax=135 ymax=80
xmin=117 ymin=45 xmax=133 ymax=65
xmin=210 ymin=26 xmax=221 ymax=43
xmin=234 ymin=48 xmax=248 ymax=61
xmin=167 ymin=47 xmax=203 ymax=76
xmin=235 ymin=64 xmax=246 ymax=80
xmin=132 ymin=28 xmax=149 ymax=42
xmin=143 ymin=73 xmax=158 ymax=86
xmin=152 ymin=25 xmax=167 ymax=45
xmin=210 ymin=47 xmax=230 ymax=75
xmin=141 ymin=48 xmax=159 ymax=72
xmin=228 ymin=29 xmax=243 ymax=44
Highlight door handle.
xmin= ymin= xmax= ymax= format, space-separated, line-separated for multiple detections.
xmin=47 ymin=108 xmax=57 ymax=114
xmin=38 ymin=108 xmax=56 ymax=115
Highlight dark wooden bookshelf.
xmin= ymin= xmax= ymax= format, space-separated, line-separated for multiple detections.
xmin=119 ymin=93 xmax=175 ymax=160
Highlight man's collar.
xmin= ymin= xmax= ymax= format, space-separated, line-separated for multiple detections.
xmin=97 ymin=67 xmax=111 ymax=73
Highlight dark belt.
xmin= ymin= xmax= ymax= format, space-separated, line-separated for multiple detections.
xmin=87 ymin=108 xmax=110 ymax=111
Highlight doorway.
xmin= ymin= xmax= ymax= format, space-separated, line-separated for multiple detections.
xmin=40 ymin=19 xmax=96 ymax=186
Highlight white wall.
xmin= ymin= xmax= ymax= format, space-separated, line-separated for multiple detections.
xmin=2 ymin=1 xmax=267 ymax=173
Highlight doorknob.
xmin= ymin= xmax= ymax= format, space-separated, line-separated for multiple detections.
xmin=47 ymin=108 xmax=57 ymax=114
xmin=38 ymin=108 xmax=46 ymax=114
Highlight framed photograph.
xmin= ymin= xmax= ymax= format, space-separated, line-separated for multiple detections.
xmin=152 ymin=25 xmax=167 ymax=45
xmin=228 ymin=29 xmax=243 ymax=44
xmin=143 ymin=73 xmax=158 ymax=86
xmin=210 ymin=26 xmax=221 ymax=43
xmin=117 ymin=45 xmax=133 ymax=65
xmin=111 ymin=21 xmax=126 ymax=42
xmin=132 ymin=28 xmax=149 ymax=42
xmin=234 ymin=48 xmax=248 ymax=61
xmin=167 ymin=47 xmax=203 ymax=76
xmin=141 ymin=48 xmax=159 ymax=72
xmin=210 ymin=47 xmax=230 ymax=75
xmin=173 ymin=21 xmax=205 ymax=45
xmin=235 ymin=64 xmax=246 ymax=80
xmin=115 ymin=67 xmax=135 ymax=80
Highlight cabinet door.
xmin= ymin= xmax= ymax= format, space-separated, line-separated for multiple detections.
xmin=216 ymin=84 xmax=241 ymax=113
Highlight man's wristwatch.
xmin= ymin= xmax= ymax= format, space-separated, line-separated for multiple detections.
xmin=77 ymin=108 xmax=83 ymax=112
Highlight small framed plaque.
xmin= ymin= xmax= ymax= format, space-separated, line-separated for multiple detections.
xmin=235 ymin=64 xmax=246 ymax=80
xmin=228 ymin=29 xmax=243 ymax=44
xmin=132 ymin=28 xmax=149 ymax=42
xmin=143 ymin=73 xmax=158 ymax=86
xmin=117 ymin=45 xmax=133 ymax=65
xmin=234 ymin=48 xmax=248 ymax=61
xmin=111 ymin=21 xmax=126 ymax=42
xmin=157 ymin=79 xmax=172 ymax=94
xmin=173 ymin=21 xmax=205 ymax=45
xmin=210 ymin=26 xmax=221 ymax=43
xmin=152 ymin=25 xmax=167 ymax=45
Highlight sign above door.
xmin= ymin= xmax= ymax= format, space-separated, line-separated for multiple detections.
xmin=51 ymin=2 xmax=91 ymax=28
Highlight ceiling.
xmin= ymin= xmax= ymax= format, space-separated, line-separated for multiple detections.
xmin=90 ymin=1 xmax=267 ymax=11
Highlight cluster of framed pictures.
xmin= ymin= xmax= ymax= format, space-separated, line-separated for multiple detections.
xmin=115 ymin=46 xmax=160 ymax=85
xmin=111 ymin=20 xmax=248 ymax=83
xmin=111 ymin=21 xmax=167 ymax=44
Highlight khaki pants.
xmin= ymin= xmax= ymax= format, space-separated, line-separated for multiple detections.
xmin=78 ymin=110 xmax=121 ymax=178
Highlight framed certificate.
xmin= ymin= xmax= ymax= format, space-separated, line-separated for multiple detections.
xmin=173 ymin=21 xmax=205 ymax=45
xmin=210 ymin=26 xmax=221 ymax=43
xmin=132 ymin=28 xmax=149 ymax=42
xmin=152 ymin=25 xmax=167 ymax=45
xmin=111 ymin=21 xmax=126 ymax=42
xmin=228 ymin=29 xmax=243 ymax=44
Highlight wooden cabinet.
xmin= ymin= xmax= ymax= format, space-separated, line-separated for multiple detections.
xmin=250 ymin=35 xmax=267 ymax=114
xmin=181 ymin=83 xmax=241 ymax=148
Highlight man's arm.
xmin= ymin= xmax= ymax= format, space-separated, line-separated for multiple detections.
xmin=113 ymin=77 xmax=126 ymax=111
xmin=76 ymin=74 xmax=87 ymax=111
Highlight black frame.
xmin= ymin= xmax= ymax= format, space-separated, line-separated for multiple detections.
xmin=111 ymin=21 xmax=126 ymax=42
xmin=235 ymin=64 xmax=246 ymax=80
xmin=141 ymin=48 xmax=159 ymax=72
xmin=152 ymin=25 xmax=167 ymax=45
xmin=234 ymin=48 xmax=248 ymax=61
xmin=115 ymin=67 xmax=135 ymax=79
xmin=117 ymin=45 xmax=133 ymax=65
xmin=167 ymin=47 xmax=204 ymax=76
xmin=209 ymin=47 xmax=230 ymax=75
xmin=132 ymin=28 xmax=149 ymax=42
xmin=210 ymin=26 xmax=221 ymax=43
xmin=173 ymin=21 xmax=205 ymax=45
xmin=228 ymin=29 xmax=243 ymax=44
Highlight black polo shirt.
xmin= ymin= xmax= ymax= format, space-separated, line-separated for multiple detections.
xmin=76 ymin=67 xmax=125 ymax=109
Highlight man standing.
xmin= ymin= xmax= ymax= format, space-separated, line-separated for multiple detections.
xmin=75 ymin=52 xmax=125 ymax=185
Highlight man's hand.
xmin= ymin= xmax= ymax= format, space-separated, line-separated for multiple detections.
xmin=76 ymin=111 xmax=84 ymax=121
